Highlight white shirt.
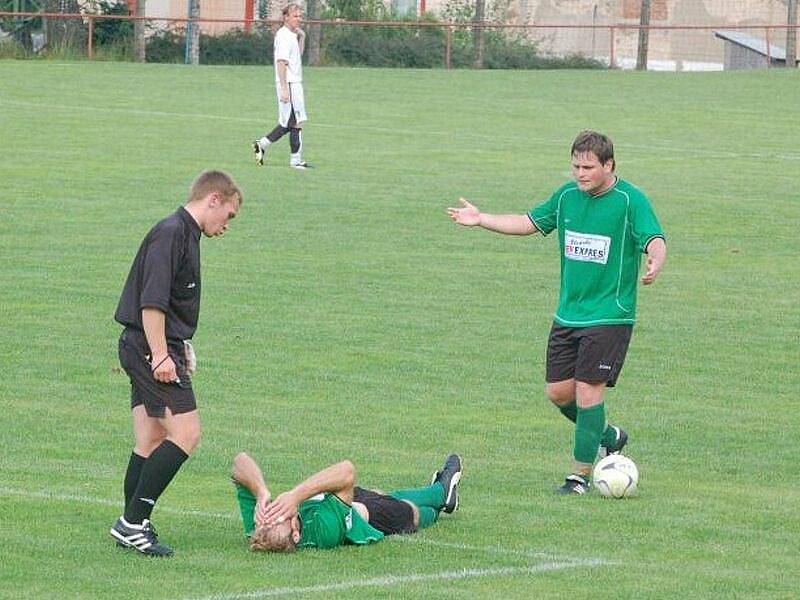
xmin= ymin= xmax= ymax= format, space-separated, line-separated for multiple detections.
xmin=274 ymin=26 xmax=303 ymax=84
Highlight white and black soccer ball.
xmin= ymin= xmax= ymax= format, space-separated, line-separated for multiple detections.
xmin=592 ymin=455 xmax=639 ymax=498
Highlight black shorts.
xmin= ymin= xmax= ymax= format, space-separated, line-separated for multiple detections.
xmin=546 ymin=323 xmax=633 ymax=387
xmin=118 ymin=328 xmax=196 ymax=418
xmin=353 ymin=487 xmax=416 ymax=535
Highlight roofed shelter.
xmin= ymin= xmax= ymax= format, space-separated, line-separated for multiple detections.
xmin=714 ymin=29 xmax=799 ymax=69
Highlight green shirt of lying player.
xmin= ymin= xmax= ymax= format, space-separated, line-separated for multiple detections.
xmin=231 ymin=452 xmax=463 ymax=552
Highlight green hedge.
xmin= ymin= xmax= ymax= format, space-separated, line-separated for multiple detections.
xmin=145 ymin=28 xmax=274 ymax=64
xmin=143 ymin=24 xmax=604 ymax=69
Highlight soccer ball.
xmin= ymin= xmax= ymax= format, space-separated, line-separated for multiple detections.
xmin=592 ymin=455 xmax=639 ymax=498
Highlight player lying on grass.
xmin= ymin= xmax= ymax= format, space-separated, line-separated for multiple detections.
xmin=231 ymin=452 xmax=462 ymax=552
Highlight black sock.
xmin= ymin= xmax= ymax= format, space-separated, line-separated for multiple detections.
xmin=124 ymin=440 xmax=189 ymax=524
xmin=267 ymin=124 xmax=289 ymax=143
xmin=123 ymin=452 xmax=147 ymax=509
xmin=289 ymin=128 xmax=301 ymax=154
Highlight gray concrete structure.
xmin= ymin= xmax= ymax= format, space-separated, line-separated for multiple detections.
xmin=714 ymin=29 xmax=799 ymax=69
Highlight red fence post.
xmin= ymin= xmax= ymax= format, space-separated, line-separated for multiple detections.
xmin=244 ymin=0 xmax=253 ymax=33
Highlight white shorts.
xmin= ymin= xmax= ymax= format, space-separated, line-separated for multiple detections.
xmin=276 ymin=81 xmax=307 ymax=127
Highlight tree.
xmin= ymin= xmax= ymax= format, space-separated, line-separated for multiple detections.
xmin=307 ymin=0 xmax=321 ymax=66
xmin=131 ymin=0 xmax=145 ymax=61
xmin=44 ymin=0 xmax=84 ymax=51
xmin=186 ymin=0 xmax=199 ymax=64
xmin=473 ymin=0 xmax=485 ymax=68
xmin=636 ymin=0 xmax=651 ymax=71
xmin=787 ymin=0 xmax=798 ymax=68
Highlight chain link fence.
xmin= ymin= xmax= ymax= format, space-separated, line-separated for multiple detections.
xmin=1 ymin=9 xmax=797 ymax=69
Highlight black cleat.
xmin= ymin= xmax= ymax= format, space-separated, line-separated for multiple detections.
xmin=556 ymin=474 xmax=590 ymax=495
xmin=599 ymin=426 xmax=628 ymax=459
xmin=253 ymin=141 xmax=265 ymax=166
xmin=430 ymin=454 xmax=463 ymax=513
xmin=110 ymin=517 xmax=173 ymax=557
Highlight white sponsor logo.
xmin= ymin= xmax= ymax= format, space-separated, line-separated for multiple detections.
xmin=564 ymin=230 xmax=611 ymax=265
xmin=345 ymin=511 xmax=353 ymax=530
xmin=598 ymin=364 xmax=612 ymax=370
xmin=186 ymin=282 xmax=196 ymax=289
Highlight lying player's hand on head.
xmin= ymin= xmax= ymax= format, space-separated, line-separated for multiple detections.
xmin=255 ymin=494 xmax=272 ymax=527
xmin=263 ymin=491 xmax=299 ymax=525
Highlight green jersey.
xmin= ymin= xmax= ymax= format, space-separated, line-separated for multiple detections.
xmin=297 ymin=493 xmax=383 ymax=549
xmin=528 ymin=177 xmax=664 ymax=327
xmin=234 ymin=484 xmax=383 ymax=550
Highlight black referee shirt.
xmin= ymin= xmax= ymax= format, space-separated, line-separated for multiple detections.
xmin=115 ymin=207 xmax=202 ymax=343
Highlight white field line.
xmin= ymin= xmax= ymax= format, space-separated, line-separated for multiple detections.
xmin=0 ymin=485 xmax=605 ymax=565
xmin=0 ymin=485 xmax=236 ymax=520
xmin=2 ymin=99 xmax=799 ymax=161
xmin=182 ymin=560 xmax=605 ymax=600
xmin=389 ymin=535 xmax=573 ymax=562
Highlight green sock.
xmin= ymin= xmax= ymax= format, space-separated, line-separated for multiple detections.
xmin=417 ymin=506 xmax=439 ymax=529
xmin=558 ymin=401 xmax=577 ymax=423
xmin=389 ymin=482 xmax=445 ymax=510
xmin=600 ymin=424 xmax=618 ymax=447
xmin=234 ymin=483 xmax=256 ymax=536
xmin=574 ymin=403 xmax=606 ymax=464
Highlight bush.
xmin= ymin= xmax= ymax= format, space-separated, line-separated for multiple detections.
xmin=0 ymin=37 xmax=28 ymax=59
xmin=89 ymin=0 xmax=133 ymax=47
xmin=321 ymin=22 xmax=446 ymax=68
xmin=146 ymin=28 xmax=274 ymax=65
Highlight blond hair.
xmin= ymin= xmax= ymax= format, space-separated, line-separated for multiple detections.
xmin=187 ymin=170 xmax=243 ymax=205
xmin=250 ymin=524 xmax=297 ymax=553
xmin=282 ymin=3 xmax=302 ymax=17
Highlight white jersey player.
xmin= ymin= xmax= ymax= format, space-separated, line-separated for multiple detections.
xmin=253 ymin=3 xmax=311 ymax=169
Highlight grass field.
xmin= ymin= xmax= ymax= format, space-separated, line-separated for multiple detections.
xmin=1 ymin=60 xmax=798 ymax=599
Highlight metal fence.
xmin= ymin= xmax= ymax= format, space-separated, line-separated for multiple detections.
xmin=1 ymin=11 xmax=798 ymax=70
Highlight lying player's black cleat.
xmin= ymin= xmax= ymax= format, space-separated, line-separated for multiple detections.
xmin=431 ymin=454 xmax=463 ymax=513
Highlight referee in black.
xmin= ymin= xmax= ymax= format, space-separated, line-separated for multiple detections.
xmin=110 ymin=170 xmax=243 ymax=556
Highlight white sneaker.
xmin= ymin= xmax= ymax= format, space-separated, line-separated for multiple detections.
xmin=290 ymin=161 xmax=312 ymax=170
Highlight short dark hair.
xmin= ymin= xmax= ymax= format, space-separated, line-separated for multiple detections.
xmin=571 ymin=130 xmax=615 ymax=169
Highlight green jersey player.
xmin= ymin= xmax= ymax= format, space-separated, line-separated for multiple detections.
xmin=447 ymin=130 xmax=666 ymax=494
xmin=231 ymin=451 xmax=463 ymax=552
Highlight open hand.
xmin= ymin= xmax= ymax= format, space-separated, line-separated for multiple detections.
xmin=446 ymin=197 xmax=481 ymax=226
xmin=641 ymin=254 xmax=662 ymax=285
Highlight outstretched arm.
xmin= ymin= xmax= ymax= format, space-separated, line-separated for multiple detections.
xmin=232 ymin=452 xmax=272 ymax=526
xmin=263 ymin=460 xmax=356 ymax=525
xmin=447 ymin=197 xmax=537 ymax=236
xmin=641 ymin=237 xmax=667 ymax=285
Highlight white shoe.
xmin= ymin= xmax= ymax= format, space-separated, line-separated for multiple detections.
xmin=290 ymin=161 xmax=312 ymax=170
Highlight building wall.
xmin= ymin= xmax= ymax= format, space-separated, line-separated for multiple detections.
xmin=141 ymin=0 xmax=796 ymax=66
